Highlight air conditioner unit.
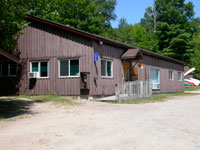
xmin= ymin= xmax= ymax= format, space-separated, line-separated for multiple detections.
xmin=28 ymin=72 xmax=39 ymax=78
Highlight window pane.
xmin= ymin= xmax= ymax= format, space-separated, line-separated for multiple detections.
xmin=150 ymin=68 xmax=160 ymax=89
xmin=107 ymin=61 xmax=112 ymax=77
xmin=32 ymin=62 xmax=38 ymax=72
xmin=2 ymin=64 xmax=8 ymax=76
xmin=60 ymin=60 xmax=69 ymax=76
xmin=40 ymin=62 xmax=48 ymax=77
xmin=178 ymin=72 xmax=182 ymax=81
xmin=10 ymin=64 xmax=17 ymax=76
xmin=101 ymin=60 xmax=106 ymax=76
xmin=169 ymin=71 xmax=173 ymax=80
xmin=70 ymin=60 xmax=79 ymax=76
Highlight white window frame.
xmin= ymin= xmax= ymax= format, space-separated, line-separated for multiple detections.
xmin=150 ymin=68 xmax=160 ymax=90
xmin=178 ymin=72 xmax=182 ymax=81
xmin=101 ymin=59 xmax=113 ymax=78
xmin=58 ymin=59 xmax=80 ymax=78
xmin=169 ymin=70 xmax=174 ymax=80
xmin=30 ymin=61 xmax=49 ymax=78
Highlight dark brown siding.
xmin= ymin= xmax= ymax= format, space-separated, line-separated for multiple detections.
xmin=18 ymin=20 xmax=93 ymax=95
xmin=90 ymin=41 xmax=125 ymax=96
xmin=139 ymin=55 xmax=184 ymax=93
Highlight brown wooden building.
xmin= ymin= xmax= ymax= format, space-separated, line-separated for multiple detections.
xmin=0 ymin=15 xmax=184 ymax=96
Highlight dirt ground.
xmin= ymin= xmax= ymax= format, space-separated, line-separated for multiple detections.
xmin=0 ymin=95 xmax=200 ymax=150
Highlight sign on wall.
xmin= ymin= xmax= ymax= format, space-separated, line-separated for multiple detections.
xmin=94 ymin=52 xmax=98 ymax=62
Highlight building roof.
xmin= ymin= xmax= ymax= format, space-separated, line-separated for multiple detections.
xmin=26 ymin=15 xmax=184 ymax=65
xmin=121 ymin=48 xmax=143 ymax=61
xmin=0 ymin=48 xmax=20 ymax=63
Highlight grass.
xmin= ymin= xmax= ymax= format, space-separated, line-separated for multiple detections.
xmin=184 ymin=86 xmax=200 ymax=91
xmin=106 ymin=92 xmax=198 ymax=104
xmin=17 ymin=94 xmax=77 ymax=105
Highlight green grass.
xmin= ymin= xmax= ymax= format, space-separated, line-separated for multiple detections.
xmin=106 ymin=92 xmax=198 ymax=104
xmin=17 ymin=94 xmax=76 ymax=105
xmin=184 ymin=86 xmax=200 ymax=91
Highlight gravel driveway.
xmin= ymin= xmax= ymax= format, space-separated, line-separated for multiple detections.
xmin=0 ymin=94 xmax=200 ymax=150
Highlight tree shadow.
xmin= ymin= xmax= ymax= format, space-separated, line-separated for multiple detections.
xmin=0 ymin=98 xmax=43 ymax=119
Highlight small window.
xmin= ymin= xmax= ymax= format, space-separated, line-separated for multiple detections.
xmin=30 ymin=61 xmax=49 ymax=78
xmin=150 ymin=68 xmax=160 ymax=89
xmin=59 ymin=59 xmax=80 ymax=77
xmin=0 ymin=63 xmax=17 ymax=77
xmin=178 ymin=72 xmax=182 ymax=81
xmin=169 ymin=70 xmax=173 ymax=80
xmin=101 ymin=59 xmax=113 ymax=77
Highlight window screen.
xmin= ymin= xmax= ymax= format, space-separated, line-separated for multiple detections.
xmin=101 ymin=60 xmax=106 ymax=76
xmin=40 ymin=62 xmax=48 ymax=77
xmin=32 ymin=62 xmax=39 ymax=72
xmin=169 ymin=71 xmax=173 ymax=80
xmin=178 ymin=72 xmax=182 ymax=81
xmin=150 ymin=68 xmax=160 ymax=89
xmin=60 ymin=60 xmax=69 ymax=76
xmin=70 ymin=59 xmax=79 ymax=76
xmin=101 ymin=59 xmax=112 ymax=77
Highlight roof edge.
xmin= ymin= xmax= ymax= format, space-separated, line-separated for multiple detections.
xmin=25 ymin=15 xmax=185 ymax=65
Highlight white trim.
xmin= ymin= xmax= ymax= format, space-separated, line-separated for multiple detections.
xmin=30 ymin=61 xmax=49 ymax=78
xmin=150 ymin=68 xmax=160 ymax=90
xmin=101 ymin=59 xmax=113 ymax=78
xmin=169 ymin=70 xmax=174 ymax=80
xmin=178 ymin=72 xmax=182 ymax=81
xmin=58 ymin=59 xmax=80 ymax=78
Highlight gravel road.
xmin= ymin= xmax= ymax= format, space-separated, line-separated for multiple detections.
xmin=0 ymin=95 xmax=200 ymax=150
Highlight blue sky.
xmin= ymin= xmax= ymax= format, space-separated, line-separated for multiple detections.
xmin=111 ymin=0 xmax=200 ymax=28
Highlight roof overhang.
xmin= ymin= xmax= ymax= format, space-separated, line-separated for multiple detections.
xmin=121 ymin=48 xmax=143 ymax=61
xmin=0 ymin=49 xmax=20 ymax=64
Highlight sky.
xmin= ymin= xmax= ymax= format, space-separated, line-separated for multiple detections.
xmin=111 ymin=0 xmax=200 ymax=28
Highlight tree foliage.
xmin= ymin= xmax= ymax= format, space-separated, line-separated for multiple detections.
xmin=141 ymin=0 xmax=195 ymax=63
xmin=29 ymin=0 xmax=116 ymax=34
xmin=103 ymin=18 xmax=158 ymax=51
xmin=0 ymin=0 xmax=29 ymax=53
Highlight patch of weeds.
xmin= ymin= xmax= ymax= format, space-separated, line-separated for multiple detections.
xmin=15 ymin=94 xmax=77 ymax=105
xmin=106 ymin=92 xmax=199 ymax=104
xmin=184 ymin=86 xmax=200 ymax=91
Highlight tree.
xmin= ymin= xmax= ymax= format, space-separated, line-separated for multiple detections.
xmin=0 ymin=0 xmax=29 ymax=53
xmin=29 ymin=0 xmax=116 ymax=34
xmin=142 ymin=0 xmax=195 ymax=63
xmin=103 ymin=18 xmax=158 ymax=51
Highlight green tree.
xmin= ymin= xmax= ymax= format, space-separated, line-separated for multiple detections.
xmin=0 ymin=0 xmax=29 ymax=53
xmin=104 ymin=18 xmax=158 ymax=51
xmin=29 ymin=0 xmax=116 ymax=34
xmin=142 ymin=0 xmax=195 ymax=63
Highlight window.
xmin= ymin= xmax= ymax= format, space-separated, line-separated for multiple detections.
xmin=178 ymin=72 xmax=182 ymax=81
xmin=59 ymin=59 xmax=80 ymax=77
xmin=169 ymin=70 xmax=173 ymax=80
xmin=101 ymin=59 xmax=113 ymax=77
xmin=30 ymin=61 xmax=49 ymax=78
xmin=150 ymin=68 xmax=160 ymax=89
xmin=0 ymin=63 xmax=17 ymax=77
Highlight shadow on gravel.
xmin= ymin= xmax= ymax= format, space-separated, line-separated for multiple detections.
xmin=0 ymin=98 xmax=43 ymax=119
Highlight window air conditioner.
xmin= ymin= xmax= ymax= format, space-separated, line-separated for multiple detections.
xmin=28 ymin=72 xmax=39 ymax=78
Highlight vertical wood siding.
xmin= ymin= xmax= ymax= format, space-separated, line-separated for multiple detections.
xmin=138 ymin=55 xmax=184 ymax=93
xmin=18 ymin=20 xmax=93 ymax=95
xmin=90 ymin=41 xmax=125 ymax=96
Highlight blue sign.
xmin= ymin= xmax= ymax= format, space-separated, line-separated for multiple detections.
xmin=94 ymin=52 xmax=98 ymax=62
